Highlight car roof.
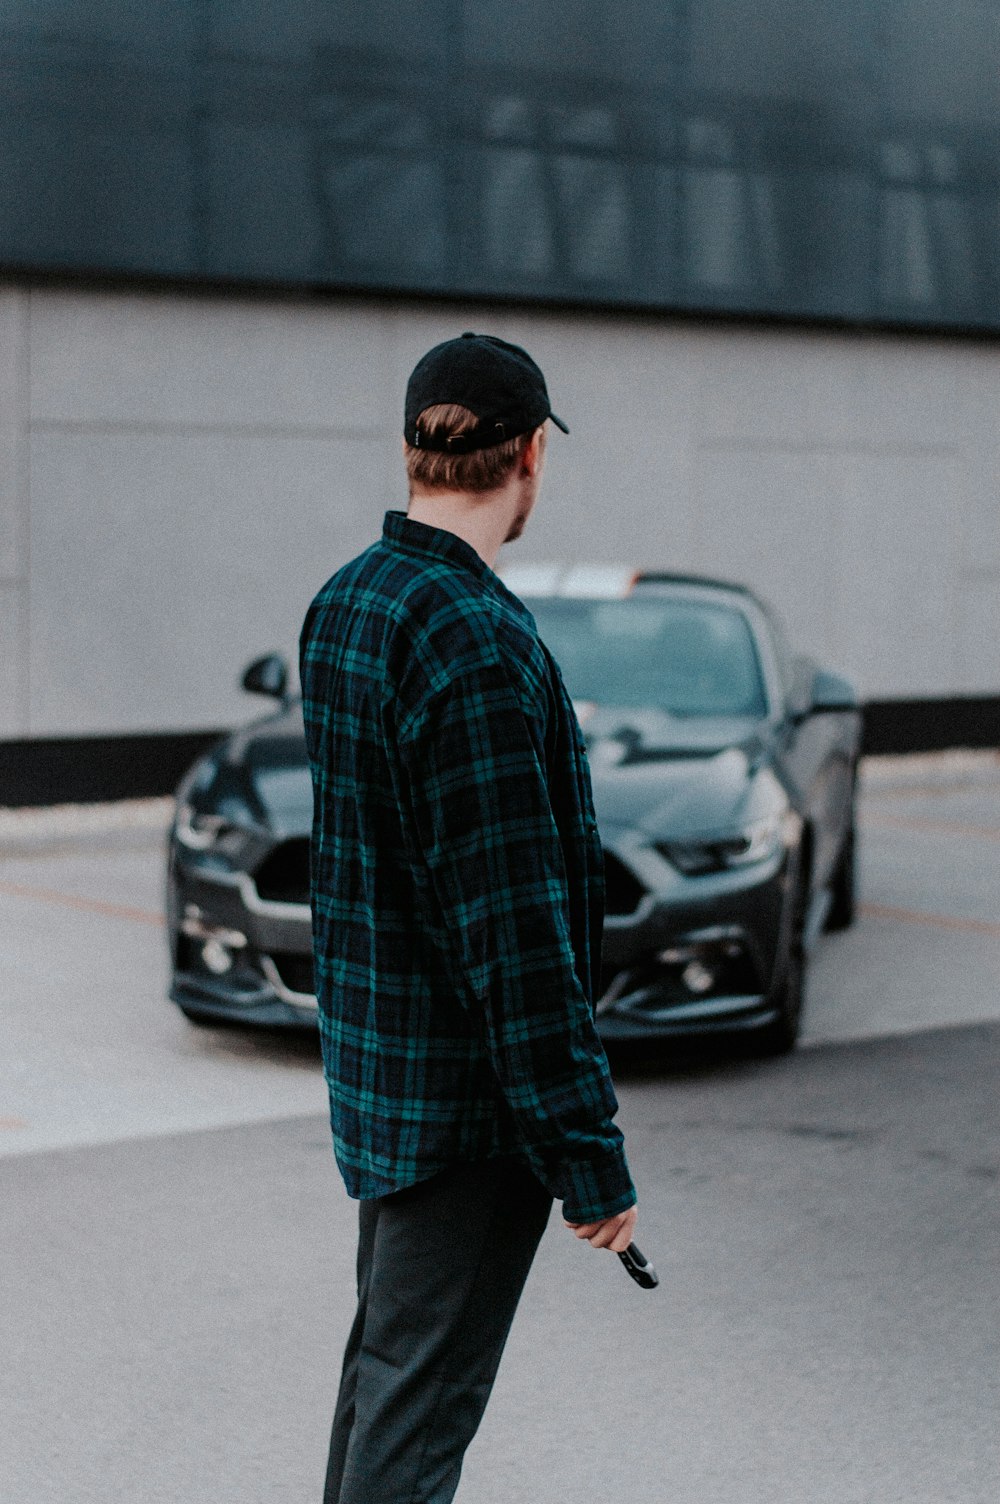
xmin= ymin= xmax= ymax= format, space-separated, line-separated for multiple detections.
xmin=633 ymin=570 xmax=756 ymax=598
xmin=499 ymin=561 xmax=760 ymax=606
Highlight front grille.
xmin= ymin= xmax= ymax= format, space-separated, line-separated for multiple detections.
xmin=267 ymin=950 xmax=315 ymax=996
xmin=253 ymin=838 xmax=310 ymax=905
xmin=602 ymin=851 xmax=647 ymax=916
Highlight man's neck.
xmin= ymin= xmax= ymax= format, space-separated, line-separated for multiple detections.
xmin=406 ymin=489 xmax=517 ymax=571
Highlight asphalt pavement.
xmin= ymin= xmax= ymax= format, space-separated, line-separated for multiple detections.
xmin=2 ymin=753 xmax=999 ymax=1503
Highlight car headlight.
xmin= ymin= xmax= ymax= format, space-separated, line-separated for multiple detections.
xmin=174 ymin=801 xmax=257 ymax=859
xmin=655 ymin=809 xmax=792 ymax=876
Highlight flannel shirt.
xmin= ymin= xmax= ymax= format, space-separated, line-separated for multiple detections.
xmin=298 ymin=508 xmax=635 ymax=1223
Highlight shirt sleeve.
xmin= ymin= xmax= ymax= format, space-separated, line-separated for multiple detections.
xmin=395 ymin=653 xmax=636 ymax=1224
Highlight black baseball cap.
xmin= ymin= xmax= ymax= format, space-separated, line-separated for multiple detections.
xmin=404 ymin=332 xmax=569 ymax=454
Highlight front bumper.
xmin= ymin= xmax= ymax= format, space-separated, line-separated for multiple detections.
xmin=169 ymin=829 xmax=793 ymax=1043
xmin=170 ymin=973 xmax=318 ymax=1028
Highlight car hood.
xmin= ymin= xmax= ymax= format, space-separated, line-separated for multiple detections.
xmin=579 ymin=704 xmax=772 ymax=838
xmin=207 ymin=702 xmax=314 ymax=836
xmin=206 ymin=700 xmax=773 ymax=843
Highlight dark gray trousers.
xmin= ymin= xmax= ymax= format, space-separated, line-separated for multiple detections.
xmin=324 ymin=1154 xmax=553 ymax=1504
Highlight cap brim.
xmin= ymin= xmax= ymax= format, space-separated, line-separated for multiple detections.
xmin=549 ymin=412 xmax=570 ymax=434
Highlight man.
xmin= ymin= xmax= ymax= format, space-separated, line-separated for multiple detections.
xmin=299 ymin=332 xmax=637 ymax=1504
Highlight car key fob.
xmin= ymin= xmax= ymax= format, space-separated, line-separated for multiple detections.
xmin=618 ymin=1241 xmax=659 ymax=1289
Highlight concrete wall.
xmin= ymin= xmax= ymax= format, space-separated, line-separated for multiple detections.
xmin=1 ymin=281 xmax=997 ymax=741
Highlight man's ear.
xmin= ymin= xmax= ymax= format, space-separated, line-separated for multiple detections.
xmin=521 ymin=425 xmax=546 ymax=476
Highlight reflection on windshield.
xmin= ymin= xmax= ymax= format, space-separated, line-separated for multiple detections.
xmin=530 ymin=597 xmax=766 ymax=718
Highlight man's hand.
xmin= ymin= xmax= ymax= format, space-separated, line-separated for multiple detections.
xmin=564 ymin=1203 xmax=637 ymax=1253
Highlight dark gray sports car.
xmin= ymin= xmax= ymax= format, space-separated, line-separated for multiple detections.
xmin=167 ymin=566 xmax=861 ymax=1053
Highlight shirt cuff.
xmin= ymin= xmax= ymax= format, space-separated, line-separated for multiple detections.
xmin=558 ymin=1147 xmax=637 ymax=1224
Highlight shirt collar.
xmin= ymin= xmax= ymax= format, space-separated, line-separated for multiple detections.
xmin=382 ymin=509 xmax=494 ymax=586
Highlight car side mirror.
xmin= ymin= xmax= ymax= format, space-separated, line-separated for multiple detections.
xmin=241 ymin=653 xmax=289 ymax=701
xmin=808 ymin=668 xmax=860 ymax=716
xmin=787 ymin=659 xmax=859 ymax=723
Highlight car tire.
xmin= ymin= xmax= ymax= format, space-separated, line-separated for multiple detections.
xmin=753 ymin=870 xmax=808 ymax=1057
xmin=825 ymin=815 xmax=857 ymax=931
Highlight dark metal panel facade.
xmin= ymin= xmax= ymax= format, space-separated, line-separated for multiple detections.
xmin=1 ymin=1 xmax=999 ymax=328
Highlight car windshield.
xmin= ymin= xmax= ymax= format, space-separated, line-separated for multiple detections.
xmin=528 ymin=596 xmax=768 ymax=719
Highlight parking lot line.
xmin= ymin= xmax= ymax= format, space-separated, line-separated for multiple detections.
xmin=859 ymin=900 xmax=1000 ymax=938
xmin=0 ymin=878 xmax=165 ymax=927
xmin=863 ymin=812 xmax=1000 ymax=840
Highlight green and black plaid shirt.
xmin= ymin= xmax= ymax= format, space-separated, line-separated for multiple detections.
xmin=298 ymin=508 xmax=634 ymax=1223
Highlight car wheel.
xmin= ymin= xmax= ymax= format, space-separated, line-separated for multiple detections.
xmin=754 ymin=871 xmax=808 ymax=1057
xmin=825 ymin=816 xmax=857 ymax=931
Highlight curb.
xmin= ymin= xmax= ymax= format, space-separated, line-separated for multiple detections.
xmin=0 ymin=797 xmax=175 ymax=855
xmin=860 ymin=749 xmax=1000 ymax=794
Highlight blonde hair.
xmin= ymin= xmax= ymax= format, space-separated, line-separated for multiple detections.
xmin=405 ymin=404 xmax=533 ymax=494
